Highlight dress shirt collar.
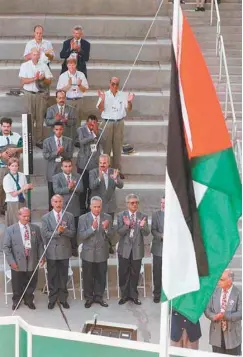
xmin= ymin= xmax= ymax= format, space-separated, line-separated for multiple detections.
xmin=52 ymin=209 xmax=62 ymax=219
xmin=19 ymin=221 xmax=29 ymax=230
xmin=91 ymin=213 xmax=100 ymax=222
xmin=63 ymin=172 xmax=72 ymax=180
xmin=128 ymin=210 xmax=136 ymax=219
xmin=68 ymin=70 xmax=77 ymax=78
xmin=57 ymin=104 xmax=65 ymax=112
xmin=54 ymin=135 xmax=63 ymax=145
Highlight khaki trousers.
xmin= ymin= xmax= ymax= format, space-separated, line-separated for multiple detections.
xmin=5 ymin=201 xmax=26 ymax=227
xmin=67 ymin=98 xmax=83 ymax=127
xmin=171 ymin=329 xmax=199 ymax=350
xmin=24 ymin=91 xmax=48 ymax=144
xmin=101 ymin=119 xmax=124 ymax=171
xmin=0 ymin=167 xmax=8 ymax=210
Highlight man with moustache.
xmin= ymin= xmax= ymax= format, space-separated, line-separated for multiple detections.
xmin=53 ymin=158 xmax=83 ymax=256
xmin=3 ymin=207 xmax=44 ymax=310
xmin=117 ymin=194 xmax=150 ymax=305
xmin=45 ymin=90 xmax=77 ymax=140
xmin=41 ymin=195 xmax=76 ymax=309
xmin=78 ymin=196 xmax=112 ymax=308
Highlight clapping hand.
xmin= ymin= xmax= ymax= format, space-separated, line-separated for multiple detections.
xmin=97 ymin=90 xmax=105 ymax=101
xmin=102 ymin=220 xmax=110 ymax=230
xmin=57 ymin=146 xmax=64 ymax=154
xmin=213 ymin=313 xmax=224 ymax=321
xmin=92 ymin=217 xmax=99 ymax=230
xmin=123 ymin=216 xmax=130 ymax=227
xmin=77 ymin=78 xmax=82 ymax=87
xmin=110 ymin=169 xmax=119 ymax=182
xmin=57 ymin=225 xmax=65 ymax=233
xmin=11 ymin=263 xmax=18 ymax=271
xmin=128 ymin=92 xmax=135 ymax=102
xmin=139 ymin=217 xmax=146 ymax=228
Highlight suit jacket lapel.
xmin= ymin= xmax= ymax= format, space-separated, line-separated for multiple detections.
xmin=51 ymin=136 xmax=56 ymax=150
xmin=226 ymin=286 xmax=236 ymax=311
xmin=61 ymin=172 xmax=67 ymax=187
xmin=15 ymin=224 xmax=25 ymax=254
xmin=50 ymin=211 xmax=57 ymax=228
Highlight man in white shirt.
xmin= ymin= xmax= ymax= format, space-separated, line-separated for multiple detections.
xmin=0 ymin=117 xmax=23 ymax=215
xmin=19 ymin=48 xmax=53 ymax=147
xmin=57 ymin=57 xmax=89 ymax=125
xmin=23 ymin=25 xmax=55 ymax=65
xmin=205 ymin=269 xmax=242 ymax=355
xmin=3 ymin=207 xmax=44 ymax=310
xmin=97 ymin=77 xmax=135 ymax=178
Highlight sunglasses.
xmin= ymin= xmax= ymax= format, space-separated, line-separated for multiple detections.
xmin=129 ymin=201 xmax=138 ymax=205
xmin=111 ymin=82 xmax=119 ymax=87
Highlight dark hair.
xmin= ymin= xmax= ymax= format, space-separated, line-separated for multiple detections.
xmin=0 ymin=117 xmax=12 ymax=126
xmin=56 ymin=90 xmax=66 ymax=98
xmin=87 ymin=114 xmax=98 ymax=122
xmin=53 ymin=122 xmax=64 ymax=127
xmin=34 ymin=25 xmax=43 ymax=32
xmin=61 ymin=158 xmax=72 ymax=165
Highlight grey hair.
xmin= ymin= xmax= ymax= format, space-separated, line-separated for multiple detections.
xmin=126 ymin=193 xmax=139 ymax=203
xmin=225 ymin=269 xmax=234 ymax=281
xmin=91 ymin=196 xmax=102 ymax=204
xmin=99 ymin=154 xmax=110 ymax=164
xmin=73 ymin=25 xmax=83 ymax=32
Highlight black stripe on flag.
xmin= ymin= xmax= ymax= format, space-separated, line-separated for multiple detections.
xmin=167 ymin=47 xmax=208 ymax=276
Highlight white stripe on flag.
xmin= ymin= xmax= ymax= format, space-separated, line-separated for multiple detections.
xmin=162 ymin=170 xmax=200 ymax=300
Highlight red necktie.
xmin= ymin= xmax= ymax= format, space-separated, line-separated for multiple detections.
xmin=57 ymin=212 xmax=61 ymax=223
xmin=24 ymin=225 xmax=30 ymax=257
xmin=130 ymin=214 xmax=136 ymax=229
xmin=221 ymin=289 xmax=228 ymax=331
xmin=57 ymin=138 xmax=61 ymax=148
xmin=67 ymin=175 xmax=71 ymax=185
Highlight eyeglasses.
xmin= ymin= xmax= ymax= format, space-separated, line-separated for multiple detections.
xmin=129 ymin=201 xmax=138 ymax=205
xmin=111 ymin=82 xmax=119 ymax=87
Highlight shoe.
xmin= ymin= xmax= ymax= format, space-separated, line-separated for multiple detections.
xmin=200 ymin=6 xmax=205 ymax=11
xmin=85 ymin=300 xmax=93 ymax=308
xmin=60 ymin=301 xmax=70 ymax=309
xmin=119 ymin=173 xmax=125 ymax=180
xmin=48 ymin=302 xmax=56 ymax=309
xmin=180 ymin=0 xmax=185 ymax=3
xmin=153 ymin=297 xmax=160 ymax=303
xmin=12 ymin=303 xmax=20 ymax=310
xmin=96 ymin=300 xmax=108 ymax=307
xmin=24 ymin=301 xmax=36 ymax=310
xmin=72 ymin=250 xmax=79 ymax=257
xmin=118 ymin=297 xmax=129 ymax=305
xmin=131 ymin=298 xmax=142 ymax=305
xmin=36 ymin=141 xmax=43 ymax=150
xmin=195 ymin=6 xmax=201 ymax=10
xmin=122 ymin=144 xmax=135 ymax=155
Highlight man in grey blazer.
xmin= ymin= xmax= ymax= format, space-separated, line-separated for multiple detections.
xmin=117 ymin=193 xmax=150 ymax=306
xmin=205 ymin=269 xmax=242 ymax=355
xmin=76 ymin=114 xmax=102 ymax=215
xmin=41 ymin=194 xmax=76 ymax=310
xmin=45 ymin=90 xmax=77 ymax=140
xmin=43 ymin=122 xmax=73 ymax=211
xmin=3 ymin=207 xmax=44 ymax=310
xmin=78 ymin=196 xmax=112 ymax=308
xmin=151 ymin=197 xmax=164 ymax=303
xmin=89 ymin=154 xmax=124 ymax=222
xmin=53 ymin=158 xmax=83 ymax=256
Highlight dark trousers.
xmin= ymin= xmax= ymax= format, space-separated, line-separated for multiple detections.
xmin=212 ymin=331 xmax=241 ymax=355
xmin=47 ymin=259 xmax=69 ymax=304
xmin=82 ymin=259 xmax=107 ymax=302
xmin=153 ymin=255 xmax=162 ymax=299
xmin=118 ymin=253 xmax=141 ymax=299
xmin=11 ymin=269 xmax=38 ymax=304
xmin=48 ymin=181 xmax=55 ymax=211
xmin=77 ymin=168 xmax=90 ymax=215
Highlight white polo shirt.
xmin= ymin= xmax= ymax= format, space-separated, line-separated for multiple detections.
xmin=3 ymin=172 xmax=27 ymax=202
xmin=56 ymin=70 xmax=89 ymax=99
xmin=23 ymin=39 xmax=55 ymax=64
xmin=19 ymin=60 xmax=53 ymax=92
xmin=96 ymin=90 xmax=128 ymax=120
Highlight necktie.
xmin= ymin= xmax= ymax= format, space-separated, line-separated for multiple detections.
xmin=130 ymin=214 xmax=136 ymax=229
xmin=60 ymin=106 xmax=64 ymax=116
xmin=6 ymin=137 xmax=10 ymax=145
xmin=57 ymin=212 xmax=61 ymax=224
xmin=67 ymin=175 xmax=71 ymax=185
xmin=23 ymin=225 xmax=30 ymax=257
xmin=221 ymin=289 xmax=228 ymax=331
xmin=57 ymin=138 xmax=61 ymax=148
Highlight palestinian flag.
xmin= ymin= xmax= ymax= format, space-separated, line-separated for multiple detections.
xmin=162 ymin=5 xmax=242 ymax=323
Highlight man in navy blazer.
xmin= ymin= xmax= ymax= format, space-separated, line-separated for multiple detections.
xmin=170 ymin=310 xmax=201 ymax=349
xmin=60 ymin=26 xmax=90 ymax=78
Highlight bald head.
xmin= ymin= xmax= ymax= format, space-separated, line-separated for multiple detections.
xmin=18 ymin=208 xmax=31 ymax=225
xmin=109 ymin=77 xmax=120 ymax=94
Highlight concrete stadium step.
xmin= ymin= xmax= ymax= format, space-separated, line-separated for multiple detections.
xmin=197 ymin=33 xmax=242 ymax=42
xmin=0 ymin=38 xmax=171 ymax=63
xmin=178 ymin=2 xmax=242 ymax=10
xmin=0 ymin=90 xmax=170 ymax=117
xmin=11 ymin=118 xmax=169 ymax=146
xmin=0 ymin=15 xmax=171 ymax=39
xmin=215 ymin=82 xmax=242 ymax=93
xmin=228 ymin=255 xmax=242 ymax=269
xmin=188 ymin=17 xmax=242 ymax=26
xmin=183 ymin=9 xmax=242 ymax=18
xmin=203 ymin=49 xmax=242 ymax=58
xmin=217 ymin=92 xmax=242 ymax=102
xmin=0 ymin=63 xmax=171 ymax=91
xmin=206 ymin=57 xmax=241 ymax=66
xmin=0 ymin=0 xmax=168 ymax=16
xmin=193 ymin=26 xmax=241 ymax=35
xmin=199 ymin=41 xmax=242 ymax=51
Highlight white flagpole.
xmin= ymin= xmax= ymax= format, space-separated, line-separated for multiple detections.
xmin=159 ymin=0 xmax=180 ymax=356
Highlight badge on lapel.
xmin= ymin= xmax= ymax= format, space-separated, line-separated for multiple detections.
xmin=229 ymin=299 xmax=234 ymax=306
xmin=31 ymin=231 xmax=36 ymax=236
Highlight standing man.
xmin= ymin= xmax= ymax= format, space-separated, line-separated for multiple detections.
xmin=97 ymin=77 xmax=135 ymax=179
xmin=23 ymin=25 xmax=55 ymax=65
xmin=19 ymin=48 xmax=53 ymax=147
xmin=89 ymin=154 xmax=124 ymax=222
xmin=78 ymin=196 xmax=112 ymax=308
xmin=117 ymin=194 xmax=149 ymax=305
xmin=42 ymin=195 xmax=76 ymax=310
xmin=45 ymin=90 xmax=77 ymax=140
xmin=170 ymin=311 xmax=201 ymax=349
xmin=52 ymin=158 xmax=83 ymax=257
xmin=151 ymin=197 xmax=165 ymax=303
xmin=76 ymin=114 xmax=102 ymax=215
xmin=0 ymin=117 xmax=23 ymax=215
xmin=43 ymin=123 xmax=73 ymax=211
xmin=60 ymin=25 xmax=90 ymax=78
xmin=57 ymin=57 xmax=89 ymax=124
xmin=3 ymin=207 xmax=44 ymax=310
xmin=205 ymin=269 xmax=242 ymax=355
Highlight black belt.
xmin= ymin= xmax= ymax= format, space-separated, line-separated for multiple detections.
xmin=103 ymin=118 xmax=124 ymax=122
xmin=67 ymin=97 xmax=82 ymax=101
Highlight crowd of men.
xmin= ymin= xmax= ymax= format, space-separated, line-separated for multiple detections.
xmin=0 ymin=23 xmax=241 ymax=355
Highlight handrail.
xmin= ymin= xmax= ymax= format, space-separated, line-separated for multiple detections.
xmin=210 ymin=0 xmax=221 ymax=55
